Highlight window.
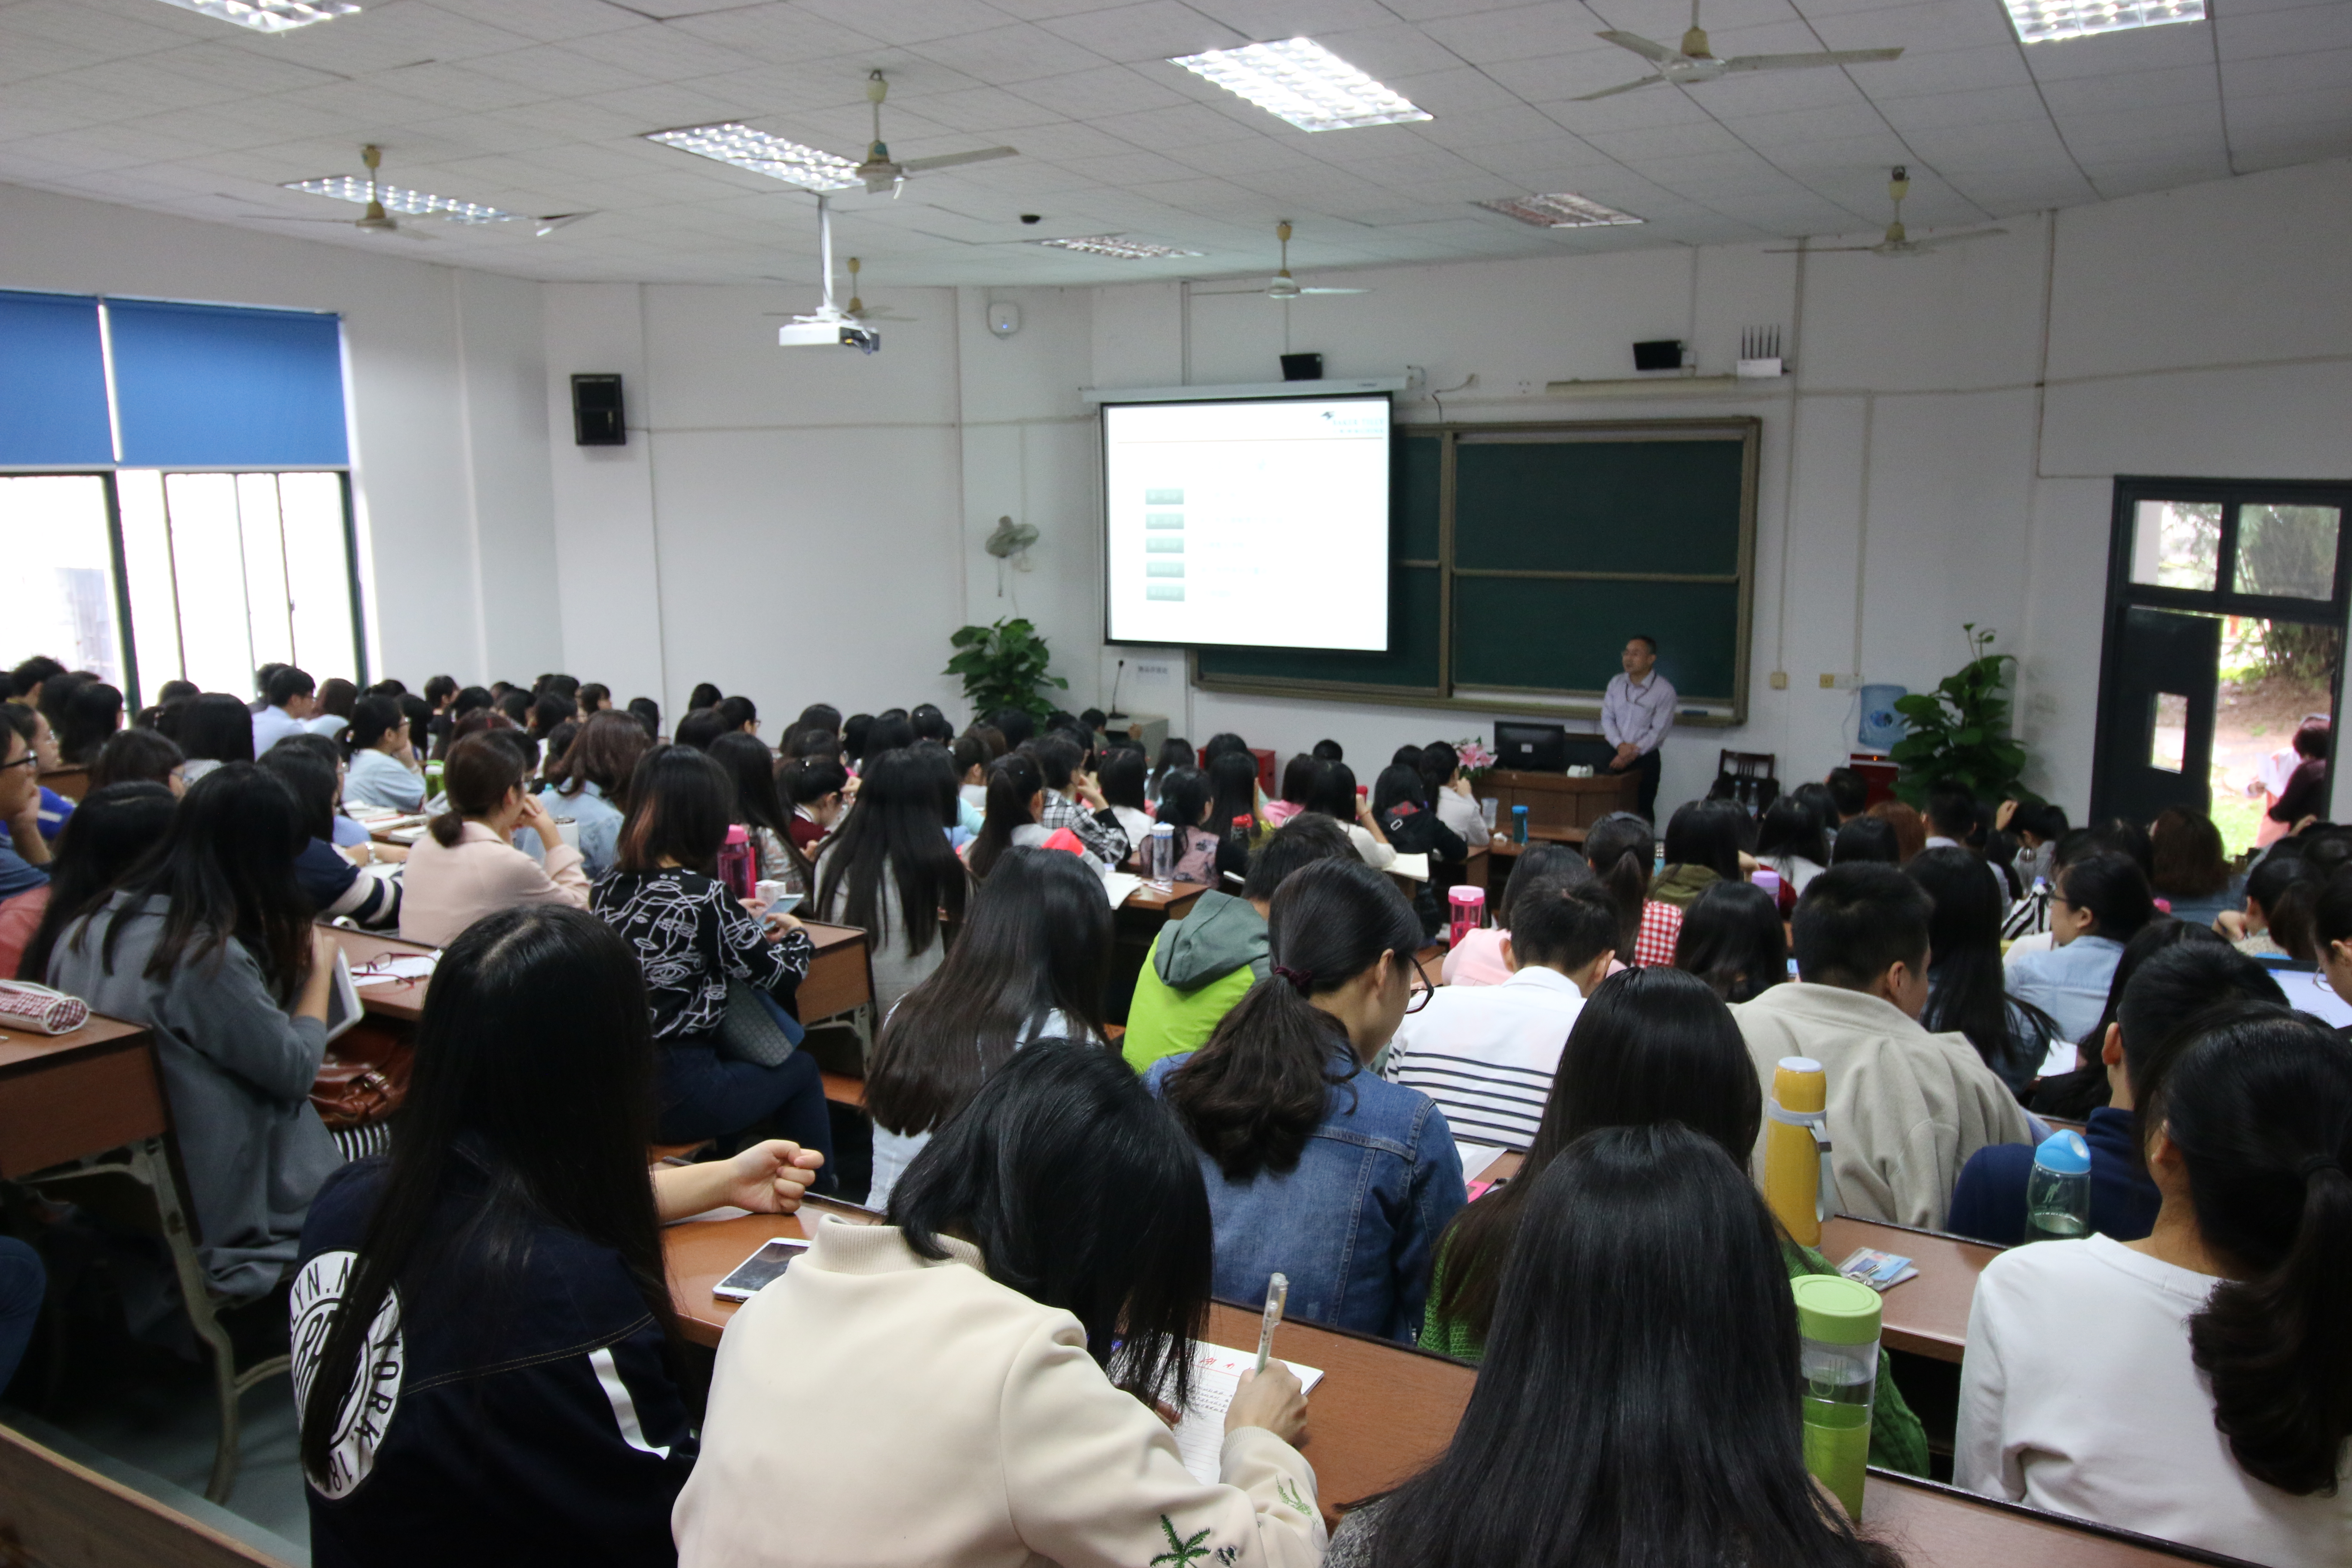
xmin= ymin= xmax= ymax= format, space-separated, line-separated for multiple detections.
xmin=0 ymin=475 xmax=128 ymax=690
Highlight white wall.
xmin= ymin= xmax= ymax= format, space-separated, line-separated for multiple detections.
xmin=0 ymin=182 xmax=559 ymax=692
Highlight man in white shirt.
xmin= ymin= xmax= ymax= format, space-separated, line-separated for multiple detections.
xmin=249 ymin=665 xmax=318 ymax=756
xmin=1733 ymin=862 xmax=2034 ymax=1228
xmin=1601 ymin=635 xmax=1675 ymax=822
xmin=1383 ymin=881 xmax=1619 ymax=1151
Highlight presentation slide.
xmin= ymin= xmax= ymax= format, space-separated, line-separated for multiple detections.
xmin=1102 ymin=395 xmax=1390 ymax=651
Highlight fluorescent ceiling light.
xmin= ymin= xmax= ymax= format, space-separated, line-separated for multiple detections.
xmin=2003 ymin=0 xmax=2204 ymax=43
xmin=152 ymin=0 xmax=358 ymax=31
xmin=1169 ymin=37 xmax=1431 ymax=132
xmin=1032 ymin=236 xmax=1205 ymax=260
xmin=1477 ymin=193 xmax=1643 ymax=229
xmin=643 ymin=123 xmax=861 ymax=190
xmin=282 ymin=176 xmax=520 ymax=225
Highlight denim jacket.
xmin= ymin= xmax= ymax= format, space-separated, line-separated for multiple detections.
xmin=1146 ymin=1049 xmax=1467 ymax=1343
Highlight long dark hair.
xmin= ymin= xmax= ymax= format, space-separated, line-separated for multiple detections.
xmin=708 ymin=731 xmax=788 ymax=839
xmin=814 ymin=747 xmax=966 ymax=957
xmin=74 ymin=765 xmax=312 ymax=1001
xmin=2149 ymin=807 xmax=2231 ymax=899
xmin=1277 ymin=752 xmax=1320 ymax=807
xmin=297 ymin=906 xmax=681 ymax=1486
xmin=1663 ymin=799 xmax=1743 ymax=881
xmin=1672 ymin=879 xmax=1787 ymax=1003
xmin=1757 ymin=795 xmax=1831 ymax=869
xmin=1207 ymin=749 xmax=1261 ymax=835
xmin=965 ymin=753 xmax=1044 ymax=881
xmin=867 ymin=849 xmax=1112 ymax=1137
xmin=1372 ymin=1124 xmax=1896 ymax=1568
xmin=2155 ymin=1008 xmax=2352 ymax=1495
xmin=1583 ymin=812 xmax=1654 ymax=961
xmin=18 ymin=782 xmax=176 ymax=981
xmin=614 ymin=744 xmax=733 ymax=876
xmin=56 ymin=680 xmax=123 ymax=764
xmin=1431 ymin=967 xmax=1755 ymax=1345
xmin=177 ymin=692 xmax=256 ymax=765
xmin=1908 ymin=845 xmax=2057 ymax=1078
xmin=1164 ymin=858 xmax=1421 ymax=1180
xmin=549 ymin=710 xmax=650 ymax=806
xmin=89 ymin=728 xmax=183 ymax=792
xmin=1154 ymin=766 xmax=1213 ymax=833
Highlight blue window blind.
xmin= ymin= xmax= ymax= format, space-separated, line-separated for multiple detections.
xmin=108 ymin=299 xmax=348 ymax=468
xmin=0 ymin=290 xmax=114 ymax=466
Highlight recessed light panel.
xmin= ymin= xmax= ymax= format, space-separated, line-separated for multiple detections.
xmin=1169 ymin=37 xmax=1431 ymax=133
xmin=1032 ymin=236 xmax=1206 ymax=260
xmin=2003 ymin=0 xmax=2204 ymax=43
xmin=152 ymin=0 xmax=358 ymax=31
xmin=1477 ymin=193 xmax=1644 ymax=229
xmin=282 ymin=176 xmax=520 ymax=225
xmin=643 ymin=124 xmax=862 ymax=190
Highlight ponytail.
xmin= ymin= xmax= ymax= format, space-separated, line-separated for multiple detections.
xmin=1584 ymin=811 xmax=1654 ymax=962
xmin=432 ymin=732 xmax=526 ymax=848
xmin=1164 ymin=858 xmax=1423 ymax=1180
xmin=2159 ymin=1007 xmax=2352 ymax=1495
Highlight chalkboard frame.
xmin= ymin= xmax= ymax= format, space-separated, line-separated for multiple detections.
xmin=1191 ymin=416 xmax=1760 ymax=726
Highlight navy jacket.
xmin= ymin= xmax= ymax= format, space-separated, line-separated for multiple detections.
xmin=1943 ymin=1105 xmax=2159 ymax=1248
xmin=295 ymin=1158 xmax=691 ymax=1567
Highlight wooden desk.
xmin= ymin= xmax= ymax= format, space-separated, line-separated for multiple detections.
xmin=662 ymin=1209 xmax=2222 ymax=1566
xmin=327 ymin=927 xmax=438 ymax=1023
xmin=0 ymin=1015 xmax=167 ymax=1179
xmin=1484 ymin=769 xmax=1638 ymax=834
xmin=1125 ymin=880 xmax=1209 ymax=922
xmin=1479 ymin=830 xmax=1588 ymax=893
xmin=38 ymin=766 xmax=90 ymax=803
xmin=1820 ymin=1215 xmax=2003 ymax=1364
xmin=798 ymin=921 xmax=875 ymax=1026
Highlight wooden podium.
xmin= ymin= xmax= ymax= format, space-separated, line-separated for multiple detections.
xmin=1483 ymin=769 xmax=1641 ymax=834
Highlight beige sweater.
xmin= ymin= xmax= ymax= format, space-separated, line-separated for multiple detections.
xmin=674 ymin=1216 xmax=1326 ymax=1568
xmin=1733 ymin=983 xmax=2033 ymax=1229
xmin=396 ymin=821 xmax=589 ymax=947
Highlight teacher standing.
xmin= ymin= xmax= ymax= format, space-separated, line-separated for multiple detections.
xmin=1602 ymin=634 xmax=1675 ymax=824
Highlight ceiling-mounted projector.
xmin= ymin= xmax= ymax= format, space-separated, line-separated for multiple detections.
xmin=778 ymin=319 xmax=879 ymax=353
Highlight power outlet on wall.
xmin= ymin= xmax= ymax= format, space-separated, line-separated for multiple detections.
xmin=1769 ymin=671 xmax=1788 ymax=689
xmin=1818 ymin=672 xmax=1859 ymax=689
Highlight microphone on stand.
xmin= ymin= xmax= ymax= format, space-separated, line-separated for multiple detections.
xmin=1107 ymin=658 xmax=1127 ymax=720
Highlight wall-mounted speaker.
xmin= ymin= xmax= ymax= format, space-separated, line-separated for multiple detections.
xmin=1280 ymin=352 xmax=1323 ymax=381
xmin=571 ymin=373 xmax=625 ymax=446
xmin=1632 ymin=340 xmax=1684 ymax=372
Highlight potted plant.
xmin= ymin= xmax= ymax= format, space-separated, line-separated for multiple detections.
xmin=1890 ymin=623 xmax=2029 ymax=805
xmin=944 ymin=617 xmax=1069 ymax=723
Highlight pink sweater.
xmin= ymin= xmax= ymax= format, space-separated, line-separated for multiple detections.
xmin=397 ymin=821 xmax=589 ymax=947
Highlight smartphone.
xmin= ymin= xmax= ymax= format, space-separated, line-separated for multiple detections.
xmin=714 ymin=1237 xmax=808 ymax=1301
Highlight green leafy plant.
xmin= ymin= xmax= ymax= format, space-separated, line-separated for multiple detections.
xmin=944 ymin=617 xmax=1068 ymax=723
xmin=1890 ymin=623 xmax=2029 ymax=805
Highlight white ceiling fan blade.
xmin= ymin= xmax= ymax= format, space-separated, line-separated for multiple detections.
xmin=1595 ymin=30 xmax=1686 ymax=64
xmin=1725 ymin=48 xmax=1903 ymax=71
xmin=533 ymin=212 xmax=595 ymax=236
xmin=1764 ymin=243 xmax=1877 ymax=253
xmin=897 ymin=147 xmax=1018 ymax=175
xmin=1298 ymin=287 xmax=1369 ymax=295
xmin=1190 ymin=287 xmax=1270 ymax=297
xmin=1574 ymin=74 xmax=1670 ymax=101
xmin=250 ymin=216 xmax=353 ymax=224
xmin=1907 ymin=227 xmax=2009 ymax=251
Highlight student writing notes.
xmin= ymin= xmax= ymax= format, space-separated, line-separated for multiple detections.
xmin=676 ymin=1043 xmax=1325 ymax=1568
xmin=1956 ymin=1006 xmax=2352 ymax=1567
xmin=1327 ymin=1124 xmax=1905 ymax=1568
xmin=398 ymin=732 xmax=589 ymax=946
xmin=294 ymin=907 xmax=822 ymax=1568
xmin=1150 ymin=858 xmax=1467 ymax=1341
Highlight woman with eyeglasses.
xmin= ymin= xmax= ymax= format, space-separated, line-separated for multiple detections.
xmin=1149 ymin=858 xmax=1466 ymax=1341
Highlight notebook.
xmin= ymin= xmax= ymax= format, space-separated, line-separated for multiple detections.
xmin=1172 ymin=1343 xmax=1326 ymax=1485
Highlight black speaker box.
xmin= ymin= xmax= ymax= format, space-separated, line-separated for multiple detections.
xmin=571 ymin=374 xmax=625 ymax=446
xmin=1279 ymin=352 xmax=1323 ymax=381
xmin=1632 ymin=340 xmax=1684 ymax=372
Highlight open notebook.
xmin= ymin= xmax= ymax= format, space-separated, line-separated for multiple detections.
xmin=1171 ymin=1343 xmax=1326 ymax=1485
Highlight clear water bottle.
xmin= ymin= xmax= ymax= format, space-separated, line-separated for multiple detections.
xmin=1510 ymin=803 xmax=1529 ymax=845
xmin=2024 ymin=1129 xmax=2093 ymax=1242
xmin=1794 ymin=1273 xmax=1881 ymax=1520
xmin=1148 ymin=822 xmax=1175 ymax=882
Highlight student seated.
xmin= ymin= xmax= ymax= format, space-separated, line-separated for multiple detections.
xmin=1867 ymin=798 xmax=1927 ymax=863
xmin=293 ymin=906 xmax=821 ymax=1567
xmin=1263 ymin=752 xmax=1317 ymax=829
xmin=1329 ymin=1122 xmax=1911 ymax=1568
xmin=814 ymin=748 xmax=968 ymax=1014
xmin=1649 ymin=799 xmax=1744 ymax=912
xmin=780 ymin=750 xmax=847 ymax=856
xmin=2222 ymin=849 xmax=2306 ymax=958
xmin=1581 ymin=811 xmax=1675 ymax=968
xmin=1147 ymin=735 xmax=1192 ymax=804
xmin=864 ymin=848 xmax=1111 ymax=1210
xmin=593 ymin=747 xmax=827 ymax=1161
xmin=2148 ymin=807 xmax=2242 ymax=929
xmin=1208 ymin=750 xmax=1271 ymax=879
xmin=88 ymin=726 xmax=186 ymax=794
xmin=1384 ymin=881 xmax=1617 ymax=1149
xmin=1416 ymin=741 xmax=1488 ymax=848
xmin=5 ymin=781 xmax=174 ymax=981
xmin=1153 ymin=766 xmax=1221 ymax=884
xmin=2007 ymin=851 xmax=2155 ymax=1044
xmin=709 ymin=731 xmax=796 ymax=885
xmin=250 ymin=665 xmax=318 ymax=755
xmin=1303 ymin=759 xmax=1395 ymax=870
xmin=1442 ymin=843 xmax=1586 ymax=987
xmin=45 ymin=766 xmax=341 ymax=1298
xmin=1828 ymin=813 xmax=1900 ymax=866
xmin=0 ymin=715 xmax=52 ymax=908
xmin=676 ymin=1043 xmax=1323 ymax=1568
xmin=962 ymin=753 xmax=1050 ymax=878
xmin=544 ymin=710 xmax=649 ymax=881
xmin=1121 ymin=814 xmax=1354 ymax=1072
xmin=1755 ymin=794 xmax=1830 ymax=900
xmin=340 ymin=695 xmax=426 ymax=813
xmin=399 ymin=733 xmax=589 ymax=946
xmin=1908 ymin=845 xmax=2056 ymax=1091
xmin=1149 ymin=859 xmax=1467 ymax=1340
xmin=1957 ymin=1006 xmax=2352 ymax=1565
xmin=1670 ymin=879 xmax=1787 ymax=1003
xmin=1098 ymin=745 xmax=1154 ymax=855
xmin=1020 ymin=732 xmax=1128 ymax=867
xmin=1948 ymin=941 xmax=2285 ymax=1246
xmin=258 ymin=744 xmax=401 ymax=930
xmin=1733 ymin=863 xmax=2034 ymax=1228
xmin=56 ymin=678 xmax=123 ymax=766
xmin=1373 ymin=764 xmax=1467 ymax=928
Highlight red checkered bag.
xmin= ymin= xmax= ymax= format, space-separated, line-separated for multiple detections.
xmin=0 ymin=981 xmax=91 ymax=1036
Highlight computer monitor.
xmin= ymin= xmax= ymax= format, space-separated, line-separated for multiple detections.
xmin=1494 ymin=721 xmax=1566 ymax=772
xmin=1560 ymin=732 xmax=1620 ymax=772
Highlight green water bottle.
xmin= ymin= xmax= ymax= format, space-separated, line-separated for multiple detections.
xmin=2024 ymin=1129 xmax=2092 ymax=1242
xmin=1794 ymin=1273 xmax=1880 ymax=1521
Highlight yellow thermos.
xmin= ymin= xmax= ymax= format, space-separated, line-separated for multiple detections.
xmin=1765 ymin=1056 xmax=1830 ymax=1247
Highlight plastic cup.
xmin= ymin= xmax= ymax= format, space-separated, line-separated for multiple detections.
xmin=1794 ymin=1274 xmax=1881 ymax=1520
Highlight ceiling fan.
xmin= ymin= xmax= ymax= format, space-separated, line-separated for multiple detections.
xmin=1194 ymin=222 xmax=1369 ymax=300
xmin=1576 ymin=0 xmax=1902 ymax=100
xmin=257 ymin=145 xmax=593 ymax=239
xmin=850 ymin=70 xmax=1017 ymax=196
xmin=1769 ymin=168 xmax=2007 ymax=257
xmin=764 ymin=251 xmax=915 ymax=323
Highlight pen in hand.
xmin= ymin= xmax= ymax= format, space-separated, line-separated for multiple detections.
xmin=1254 ymin=1272 xmax=1289 ymax=1376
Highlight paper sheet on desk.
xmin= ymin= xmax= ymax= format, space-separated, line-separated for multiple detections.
xmin=350 ymin=955 xmax=436 ymax=986
xmin=1456 ymin=1142 xmax=1507 ymax=1183
xmin=1172 ymin=1344 xmax=1325 ymax=1485
xmin=1388 ymin=852 xmax=1429 ymax=882
xmin=1101 ymin=871 xmax=1143 ymax=908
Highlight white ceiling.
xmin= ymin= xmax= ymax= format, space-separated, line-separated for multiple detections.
xmin=1 ymin=0 xmax=2346 ymax=288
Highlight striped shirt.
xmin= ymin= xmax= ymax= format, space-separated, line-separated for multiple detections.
xmin=1383 ymin=965 xmax=1587 ymax=1149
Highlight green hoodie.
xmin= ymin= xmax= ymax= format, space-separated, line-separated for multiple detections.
xmin=1121 ymin=891 xmax=1270 ymax=1073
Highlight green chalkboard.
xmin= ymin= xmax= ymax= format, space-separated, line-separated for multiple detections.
xmin=1190 ymin=418 xmax=1756 ymax=719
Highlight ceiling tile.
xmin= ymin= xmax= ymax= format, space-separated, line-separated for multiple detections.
xmin=793 ymin=0 xmax=1023 ymax=47
xmin=1038 ymin=1 xmax=1249 ymax=61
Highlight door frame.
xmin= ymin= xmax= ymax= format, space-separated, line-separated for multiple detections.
xmin=2093 ymin=475 xmax=2352 ymax=823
